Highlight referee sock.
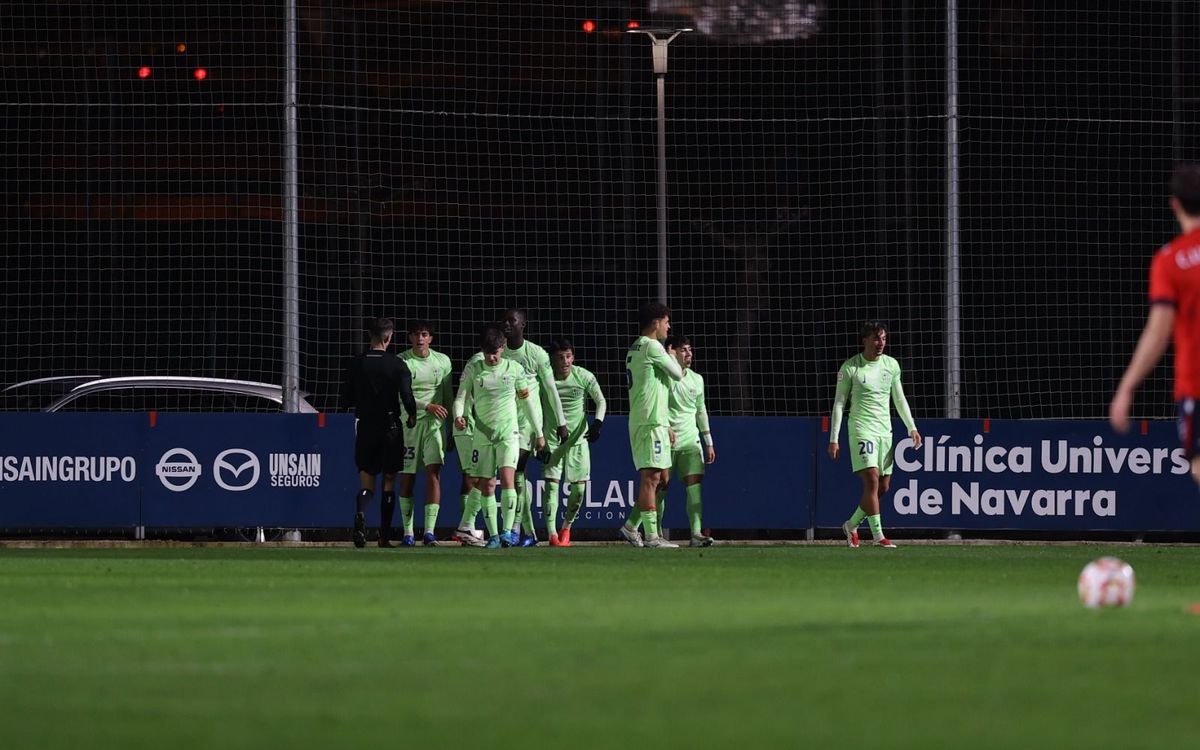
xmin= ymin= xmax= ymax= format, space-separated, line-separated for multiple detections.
xmin=483 ymin=493 xmax=499 ymax=538
xmin=867 ymin=513 xmax=885 ymax=541
xmin=500 ymin=488 xmax=518 ymax=533
xmin=847 ymin=507 xmax=867 ymax=528
xmin=544 ymin=481 xmax=560 ymax=537
xmin=460 ymin=488 xmax=482 ymax=530
xmin=564 ymin=483 xmax=585 ymax=527
xmin=399 ymin=496 xmax=415 ymax=536
xmin=380 ymin=491 xmax=395 ymax=536
xmin=424 ymin=503 xmax=439 ymax=536
xmin=355 ymin=488 xmax=373 ymax=515
xmin=685 ymin=484 xmax=703 ymax=537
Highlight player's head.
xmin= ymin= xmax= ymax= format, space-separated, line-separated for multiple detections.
xmin=860 ymin=320 xmax=887 ymax=358
xmin=407 ymin=319 xmax=434 ymax=352
xmin=639 ymin=301 xmax=671 ymax=340
xmin=666 ymin=334 xmax=693 ymax=369
xmin=548 ymin=336 xmax=575 ymax=375
xmin=481 ymin=326 xmax=506 ymax=365
xmin=1170 ymin=164 xmax=1200 ymax=226
xmin=502 ymin=308 xmax=527 ymax=339
xmin=367 ymin=317 xmax=394 ymax=347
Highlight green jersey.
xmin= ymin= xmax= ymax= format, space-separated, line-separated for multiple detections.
xmin=400 ymin=348 xmax=452 ymax=422
xmin=626 ymin=335 xmax=684 ymax=430
xmin=454 ymin=353 xmax=484 ymax=437
xmin=669 ymin=369 xmax=710 ymax=445
xmin=502 ymin=339 xmax=566 ymax=430
xmin=829 ymin=353 xmax=916 ymax=442
xmin=453 ymin=358 xmax=534 ymax=443
xmin=553 ymin=365 xmax=607 ymax=431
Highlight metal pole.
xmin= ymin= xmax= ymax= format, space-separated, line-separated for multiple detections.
xmin=628 ymin=28 xmax=690 ymax=306
xmin=655 ymin=72 xmax=668 ymax=304
xmin=945 ymin=0 xmax=961 ymax=418
xmin=282 ymin=0 xmax=301 ymax=413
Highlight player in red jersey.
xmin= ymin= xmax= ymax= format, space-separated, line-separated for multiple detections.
xmin=1111 ymin=164 xmax=1200 ymax=485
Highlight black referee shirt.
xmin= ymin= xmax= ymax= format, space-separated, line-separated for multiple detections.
xmin=341 ymin=349 xmax=418 ymax=423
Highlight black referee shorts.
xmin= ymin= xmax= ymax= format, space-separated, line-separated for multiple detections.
xmin=355 ymin=417 xmax=404 ymax=475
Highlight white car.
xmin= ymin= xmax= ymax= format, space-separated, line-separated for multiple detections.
xmin=4 ymin=376 xmax=317 ymax=413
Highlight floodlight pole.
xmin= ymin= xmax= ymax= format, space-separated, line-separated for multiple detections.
xmin=628 ymin=28 xmax=691 ymax=305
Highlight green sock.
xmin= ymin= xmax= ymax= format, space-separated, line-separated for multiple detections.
xmin=460 ymin=488 xmax=482 ymax=529
xmin=483 ymin=494 xmax=499 ymax=537
xmin=500 ymin=488 xmax=518 ymax=532
xmin=642 ymin=507 xmax=660 ymax=539
xmin=624 ymin=508 xmax=642 ymax=531
xmin=399 ymin=496 xmax=415 ymax=535
xmin=848 ymin=507 xmax=867 ymax=527
xmin=654 ymin=488 xmax=667 ymax=531
xmin=685 ymin=484 xmax=703 ymax=537
xmin=867 ymin=513 xmax=884 ymax=540
xmin=544 ymin=481 xmax=560 ymax=536
xmin=512 ymin=472 xmax=526 ymax=532
xmin=458 ymin=493 xmax=470 ymax=525
xmin=424 ymin=503 xmax=439 ymax=536
xmin=564 ymin=483 xmax=585 ymax=526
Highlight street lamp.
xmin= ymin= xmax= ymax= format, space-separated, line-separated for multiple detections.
xmin=627 ymin=27 xmax=692 ymax=305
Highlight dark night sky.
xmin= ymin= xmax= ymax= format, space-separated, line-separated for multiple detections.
xmin=1 ymin=1 xmax=1194 ymax=419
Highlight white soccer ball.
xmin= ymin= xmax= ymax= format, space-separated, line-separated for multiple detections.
xmin=1077 ymin=556 xmax=1135 ymax=608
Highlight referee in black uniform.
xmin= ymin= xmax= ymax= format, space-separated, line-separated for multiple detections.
xmin=341 ymin=317 xmax=418 ymax=548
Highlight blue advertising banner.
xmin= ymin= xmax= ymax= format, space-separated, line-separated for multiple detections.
xmin=0 ymin=413 xmax=143 ymax=527
xmin=817 ymin=418 xmax=1200 ymax=531
xmin=1 ymin=413 xmax=1196 ymax=532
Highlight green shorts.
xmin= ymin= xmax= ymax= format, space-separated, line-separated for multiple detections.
xmin=453 ymin=432 xmax=475 ymax=474
xmin=671 ymin=439 xmax=705 ymax=479
xmin=629 ymin=424 xmax=671 ymax=471
xmin=402 ymin=417 xmax=446 ymax=474
xmin=470 ymin=429 xmax=521 ymax=478
xmin=849 ymin=431 xmax=894 ymax=475
xmin=544 ymin=438 xmax=591 ymax=483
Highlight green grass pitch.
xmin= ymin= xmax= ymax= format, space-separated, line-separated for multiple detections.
xmin=1 ymin=544 xmax=1198 ymax=749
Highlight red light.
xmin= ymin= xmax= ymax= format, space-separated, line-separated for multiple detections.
xmin=176 ymin=43 xmax=187 ymax=53
xmin=137 ymin=66 xmax=152 ymax=79
xmin=582 ymin=19 xmax=596 ymax=33
xmin=627 ymin=20 xmax=640 ymax=29
xmin=193 ymin=67 xmax=207 ymax=81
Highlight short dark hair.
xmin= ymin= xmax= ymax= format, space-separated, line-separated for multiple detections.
xmin=548 ymin=336 xmax=574 ymax=356
xmin=368 ymin=317 xmax=395 ymax=342
xmin=860 ymin=320 xmax=887 ymax=339
xmin=481 ymin=327 xmax=506 ymax=354
xmin=407 ymin=319 xmax=434 ymax=336
xmin=665 ymin=334 xmax=691 ymax=350
xmin=638 ymin=301 xmax=670 ymax=331
xmin=1171 ymin=164 xmax=1200 ymax=216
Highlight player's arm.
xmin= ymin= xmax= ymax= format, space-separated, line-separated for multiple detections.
xmin=890 ymin=368 xmax=921 ymax=448
xmin=586 ymin=371 xmax=607 ymax=442
xmin=695 ymin=376 xmax=715 ymax=463
xmin=649 ymin=339 xmax=685 ymax=381
xmin=828 ymin=363 xmax=851 ymax=459
xmin=452 ymin=364 xmax=476 ymax=429
xmin=340 ymin=359 xmax=357 ymax=412
xmin=396 ymin=361 xmax=418 ymax=427
xmin=517 ymin=374 xmax=544 ymax=439
xmin=536 ymin=352 xmax=569 ymax=439
xmin=1110 ymin=304 xmax=1175 ymax=433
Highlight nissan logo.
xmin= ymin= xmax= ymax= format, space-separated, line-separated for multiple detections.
xmin=156 ymin=448 xmax=201 ymax=492
xmin=213 ymin=449 xmax=260 ymax=492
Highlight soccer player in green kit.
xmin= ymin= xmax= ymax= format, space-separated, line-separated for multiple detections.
xmin=658 ymin=334 xmax=716 ymax=547
xmin=543 ymin=336 xmax=607 ymax=547
xmin=828 ymin=321 xmax=922 ymax=548
xmin=619 ymin=301 xmax=685 ymax=549
xmin=500 ymin=309 xmax=569 ymax=547
xmin=453 ymin=327 xmax=545 ymax=549
xmin=397 ymin=320 xmax=453 ymax=547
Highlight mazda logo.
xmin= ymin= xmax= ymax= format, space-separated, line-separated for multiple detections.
xmin=213 ymin=449 xmax=260 ymax=492
xmin=156 ymin=448 xmax=201 ymax=492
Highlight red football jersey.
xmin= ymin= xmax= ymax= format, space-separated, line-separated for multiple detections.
xmin=1149 ymin=226 xmax=1200 ymax=399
